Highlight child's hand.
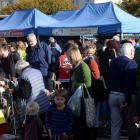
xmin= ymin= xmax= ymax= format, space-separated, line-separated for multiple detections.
xmin=44 ymin=89 xmax=51 ymax=96
xmin=48 ymin=129 xmax=52 ymax=138
xmin=69 ymin=134 xmax=73 ymax=140
xmin=61 ymin=133 xmax=68 ymax=140
xmin=8 ymin=88 xmax=14 ymax=94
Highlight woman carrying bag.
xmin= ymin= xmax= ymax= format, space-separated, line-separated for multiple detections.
xmin=66 ymin=46 xmax=97 ymax=140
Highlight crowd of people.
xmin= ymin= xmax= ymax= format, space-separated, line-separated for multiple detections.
xmin=0 ymin=33 xmax=140 ymax=140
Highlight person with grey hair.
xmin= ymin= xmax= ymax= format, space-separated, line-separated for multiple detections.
xmin=112 ymin=35 xmax=120 ymax=42
xmin=120 ymin=43 xmax=135 ymax=58
xmin=26 ymin=33 xmax=52 ymax=90
xmin=14 ymin=60 xmax=49 ymax=128
xmin=108 ymin=43 xmax=137 ymax=140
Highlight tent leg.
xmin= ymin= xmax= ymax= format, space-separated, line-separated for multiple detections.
xmin=121 ymin=33 xmax=123 ymax=40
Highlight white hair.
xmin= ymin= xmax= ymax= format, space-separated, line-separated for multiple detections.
xmin=120 ymin=43 xmax=135 ymax=58
xmin=15 ymin=60 xmax=30 ymax=71
xmin=27 ymin=33 xmax=36 ymax=40
xmin=26 ymin=101 xmax=39 ymax=115
xmin=112 ymin=35 xmax=120 ymax=42
xmin=49 ymin=37 xmax=55 ymax=43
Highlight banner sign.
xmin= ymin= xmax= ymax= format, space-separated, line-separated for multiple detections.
xmin=52 ymin=27 xmax=98 ymax=36
xmin=123 ymin=34 xmax=140 ymax=39
xmin=0 ymin=30 xmax=24 ymax=37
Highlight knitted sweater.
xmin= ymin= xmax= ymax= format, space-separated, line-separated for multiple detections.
xmin=109 ymin=56 xmax=137 ymax=103
xmin=46 ymin=104 xmax=73 ymax=134
xmin=71 ymin=61 xmax=92 ymax=92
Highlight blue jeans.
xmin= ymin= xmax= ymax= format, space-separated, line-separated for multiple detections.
xmin=108 ymin=91 xmax=125 ymax=140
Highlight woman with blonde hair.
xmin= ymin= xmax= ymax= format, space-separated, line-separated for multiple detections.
xmin=66 ymin=47 xmax=92 ymax=92
xmin=17 ymin=41 xmax=27 ymax=60
xmin=66 ymin=47 xmax=97 ymax=140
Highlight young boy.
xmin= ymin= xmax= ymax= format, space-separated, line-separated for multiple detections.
xmin=46 ymin=88 xmax=73 ymax=140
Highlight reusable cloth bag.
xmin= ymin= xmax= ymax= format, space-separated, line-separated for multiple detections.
xmin=83 ymin=84 xmax=96 ymax=127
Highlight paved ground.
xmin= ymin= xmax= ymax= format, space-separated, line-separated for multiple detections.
xmin=97 ymin=136 xmax=128 ymax=140
xmin=0 ymin=134 xmax=138 ymax=140
xmin=98 ymin=137 xmax=140 ymax=140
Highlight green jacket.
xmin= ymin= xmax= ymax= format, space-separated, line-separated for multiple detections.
xmin=71 ymin=61 xmax=92 ymax=92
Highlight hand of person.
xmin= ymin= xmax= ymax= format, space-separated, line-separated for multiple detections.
xmin=120 ymin=102 xmax=128 ymax=114
xmin=0 ymin=81 xmax=5 ymax=86
xmin=61 ymin=133 xmax=68 ymax=140
xmin=120 ymin=102 xmax=128 ymax=109
xmin=12 ymin=77 xmax=17 ymax=83
xmin=44 ymin=89 xmax=51 ymax=96
xmin=7 ymin=88 xmax=14 ymax=94
xmin=69 ymin=134 xmax=73 ymax=140
xmin=48 ymin=129 xmax=52 ymax=138
xmin=133 ymin=116 xmax=140 ymax=123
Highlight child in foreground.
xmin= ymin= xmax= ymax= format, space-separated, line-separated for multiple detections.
xmin=23 ymin=101 xmax=43 ymax=140
xmin=46 ymin=88 xmax=73 ymax=140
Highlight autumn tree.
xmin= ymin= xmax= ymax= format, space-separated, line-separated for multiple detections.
xmin=1 ymin=0 xmax=78 ymax=15
xmin=119 ymin=0 xmax=140 ymax=17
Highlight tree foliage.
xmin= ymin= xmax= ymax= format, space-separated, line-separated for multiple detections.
xmin=120 ymin=0 xmax=140 ymax=17
xmin=1 ymin=0 xmax=78 ymax=15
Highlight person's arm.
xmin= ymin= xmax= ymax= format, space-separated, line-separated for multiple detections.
xmin=45 ymin=106 xmax=52 ymax=138
xmin=124 ymin=60 xmax=137 ymax=104
xmin=89 ymin=60 xmax=100 ymax=80
xmin=136 ymin=93 xmax=140 ymax=116
xmin=133 ymin=88 xmax=140 ymax=124
xmin=67 ymin=108 xmax=73 ymax=133
xmin=9 ymin=53 xmax=20 ymax=78
xmin=48 ymin=129 xmax=52 ymax=139
xmin=26 ymin=47 xmax=29 ymax=62
xmin=81 ymin=62 xmax=92 ymax=88
xmin=44 ymin=45 xmax=52 ymax=65
xmin=56 ymin=43 xmax=62 ymax=54
xmin=13 ymin=53 xmax=20 ymax=62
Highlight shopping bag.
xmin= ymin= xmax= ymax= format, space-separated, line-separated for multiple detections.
xmin=67 ymin=85 xmax=83 ymax=117
xmin=83 ymin=84 xmax=96 ymax=127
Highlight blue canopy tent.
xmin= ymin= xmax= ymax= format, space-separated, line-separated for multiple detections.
xmin=0 ymin=8 xmax=58 ymax=37
xmin=38 ymin=2 xmax=140 ymax=36
xmin=52 ymin=10 xmax=78 ymax=20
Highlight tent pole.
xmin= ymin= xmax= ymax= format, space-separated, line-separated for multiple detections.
xmin=121 ymin=33 xmax=123 ymax=40
xmin=37 ymin=35 xmax=40 ymax=46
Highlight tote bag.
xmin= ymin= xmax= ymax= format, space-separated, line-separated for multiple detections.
xmin=83 ymin=84 xmax=96 ymax=127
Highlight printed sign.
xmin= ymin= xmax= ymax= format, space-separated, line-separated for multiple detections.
xmin=52 ymin=27 xmax=98 ymax=36
xmin=0 ymin=30 xmax=24 ymax=37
